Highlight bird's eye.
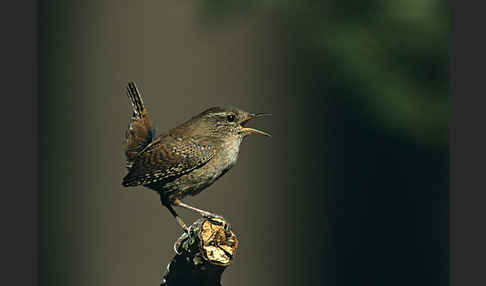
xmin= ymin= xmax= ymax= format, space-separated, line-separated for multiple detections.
xmin=227 ymin=114 xmax=236 ymax=122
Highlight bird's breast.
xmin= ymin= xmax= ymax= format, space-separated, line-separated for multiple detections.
xmin=163 ymin=137 xmax=243 ymax=199
xmin=189 ymin=138 xmax=242 ymax=191
xmin=218 ymin=137 xmax=243 ymax=170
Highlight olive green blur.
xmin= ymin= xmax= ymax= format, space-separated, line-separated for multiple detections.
xmin=39 ymin=1 xmax=449 ymax=286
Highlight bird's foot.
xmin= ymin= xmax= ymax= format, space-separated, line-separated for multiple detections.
xmin=172 ymin=199 xmax=231 ymax=230
xmin=200 ymin=211 xmax=225 ymax=221
xmin=200 ymin=211 xmax=221 ymax=219
xmin=201 ymin=214 xmax=232 ymax=232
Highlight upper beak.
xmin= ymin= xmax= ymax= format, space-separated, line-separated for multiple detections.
xmin=240 ymin=113 xmax=272 ymax=137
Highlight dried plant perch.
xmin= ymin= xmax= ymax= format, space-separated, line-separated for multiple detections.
xmin=161 ymin=217 xmax=239 ymax=286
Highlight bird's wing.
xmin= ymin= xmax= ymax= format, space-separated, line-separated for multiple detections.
xmin=122 ymin=135 xmax=216 ymax=187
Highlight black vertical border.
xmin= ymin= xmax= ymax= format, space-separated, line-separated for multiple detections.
xmin=451 ymin=1 xmax=486 ymax=286
xmin=0 ymin=0 xmax=38 ymax=285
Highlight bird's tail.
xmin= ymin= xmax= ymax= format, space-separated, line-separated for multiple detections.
xmin=124 ymin=82 xmax=154 ymax=167
xmin=127 ymin=82 xmax=145 ymax=119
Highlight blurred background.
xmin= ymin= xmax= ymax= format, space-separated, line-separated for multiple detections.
xmin=39 ymin=0 xmax=449 ymax=285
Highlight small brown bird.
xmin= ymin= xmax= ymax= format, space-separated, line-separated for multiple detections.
xmin=122 ymin=82 xmax=271 ymax=229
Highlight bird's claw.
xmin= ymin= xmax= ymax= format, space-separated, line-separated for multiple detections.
xmin=201 ymin=212 xmax=222 ymax=220
xmin=202 ymin=215 xmax=232 ymax=232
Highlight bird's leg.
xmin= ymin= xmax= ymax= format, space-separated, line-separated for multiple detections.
xmin=167 ymin=204 xmax=189 ymax=231
xmin=173 ymin=199 xmax=223 ymax=219
xmin=160 ymin=194 xmax=188 ymax=231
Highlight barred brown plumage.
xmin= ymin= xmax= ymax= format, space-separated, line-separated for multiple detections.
xmin=122 ymin=136 xmax=216 ymax=187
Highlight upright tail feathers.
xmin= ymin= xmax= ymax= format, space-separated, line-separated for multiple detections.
xmin=124 ymin=82 xmax=154 ymax=168
xmin=127 ymin=82 xmax=145 ymax=119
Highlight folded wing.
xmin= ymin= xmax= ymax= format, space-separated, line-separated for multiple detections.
xmin=122 ymin=135 xmax=216 ymax=187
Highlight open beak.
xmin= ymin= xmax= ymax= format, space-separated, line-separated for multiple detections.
xmin=239 ymin=113 xmax=272 ymax=137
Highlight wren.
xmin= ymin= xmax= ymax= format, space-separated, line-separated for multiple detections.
xmin=122 ymin=82 xmax=271 ymax=229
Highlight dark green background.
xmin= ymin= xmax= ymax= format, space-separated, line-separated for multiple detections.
xmin=39 ymin=1 xmax=449 ymax=285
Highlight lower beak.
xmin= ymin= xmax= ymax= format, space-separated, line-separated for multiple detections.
xmin=242 ymin=127 xmax=272 ymax=137
xmin=240 ymin=113 xmax=272 ymax=137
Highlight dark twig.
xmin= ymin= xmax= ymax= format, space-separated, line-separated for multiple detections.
xmin=161 ymin=217 xmax=238 ymax=286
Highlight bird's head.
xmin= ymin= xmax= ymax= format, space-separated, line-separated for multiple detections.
xmin=188 ymin=106 xmax=271 ymax=140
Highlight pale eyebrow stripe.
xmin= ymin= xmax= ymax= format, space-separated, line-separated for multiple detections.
xmin=209 ymin=112 xmax=229 ymax=117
